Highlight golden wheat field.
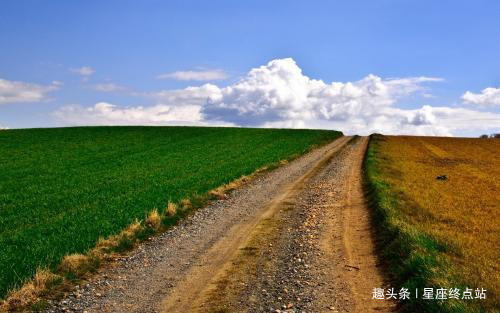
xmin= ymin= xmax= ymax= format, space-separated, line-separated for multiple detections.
xmin=376 ymin=136 xmax=499 ymax=306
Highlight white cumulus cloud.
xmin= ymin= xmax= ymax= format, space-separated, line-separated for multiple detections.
xmin=462 ymin=87 xmax=500 ymax=107
xmin=0 ymin=78 xmax=60 ymax=104
xmin=202 ymin=58 xmax=453 ymax=134
xmin=157 ymin=69 xmax=228 ymax=81
xmin=205 ymin=59 xmax=439 ymax=122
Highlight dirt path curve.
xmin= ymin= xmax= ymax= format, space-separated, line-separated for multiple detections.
xmin=47 ymin=136 xmax=395 ymax=313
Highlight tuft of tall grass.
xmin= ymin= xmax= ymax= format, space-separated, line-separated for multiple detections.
xmin=145 ymin=209 xmax=162 ymax=231
xmin=165 ymin=202 xmax=177 ymax=217
xmin=1 ymin=269 xmax=62 ymax=312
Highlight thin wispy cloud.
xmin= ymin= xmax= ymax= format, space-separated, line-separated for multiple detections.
xmin=91 ymin=83 xmax=125 ymax=92
xmin=70 ymin=66 xmax=95 ymax=76
xmin=156 ymin=69 xmax=228 ymax=81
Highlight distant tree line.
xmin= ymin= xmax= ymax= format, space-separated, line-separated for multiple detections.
xmin=479 ymin=133 xmax=500 ymax=138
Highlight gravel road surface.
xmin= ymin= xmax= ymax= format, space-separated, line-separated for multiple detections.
xmin=47 ymin=136 xmax=395 ymax=313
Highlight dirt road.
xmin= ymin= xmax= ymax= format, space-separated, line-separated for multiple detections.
xmin=48 ymin=136 xmax=395 ymax=313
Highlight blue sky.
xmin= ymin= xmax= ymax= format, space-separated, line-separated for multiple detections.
xmin=1 ymin=0 xmax=499 ymax=136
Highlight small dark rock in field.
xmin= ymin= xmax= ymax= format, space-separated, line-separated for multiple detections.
xmin=436 ymin=175 xmax=448 ymax=180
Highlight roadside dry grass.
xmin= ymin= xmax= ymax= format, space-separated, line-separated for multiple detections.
xmin=365 ymin=135 xmax=499 ymax=312
xmin=2 ymin=201 xmax=197 ymax=312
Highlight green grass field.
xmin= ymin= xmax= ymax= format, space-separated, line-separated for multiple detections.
xmin=0 ymin=126 xmax=342 ymax=298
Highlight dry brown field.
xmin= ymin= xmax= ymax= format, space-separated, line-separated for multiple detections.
xmin=375 ymin=135 xmax=499 ymax=311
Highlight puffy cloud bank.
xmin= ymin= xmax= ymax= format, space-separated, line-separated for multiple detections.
xmin=55 ymin=58 xmax=500 ymax=136
xmin=462 ymin=87 xmax=500 ymax=107
xmin=0 ymin=78 xmax=60 ymax=104
xmin=54 ymin=102 xmax=204 ymax=126
xmin=53 ymin=102 xmax=234 ymax=127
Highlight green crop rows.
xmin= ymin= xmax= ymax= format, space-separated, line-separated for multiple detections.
xmin=0 ymin=126 xmax=341 ymax=298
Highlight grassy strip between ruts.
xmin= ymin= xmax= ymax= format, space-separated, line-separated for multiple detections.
xmin=0 ymin=127 xmax=342 ymax=312
xmin=363 ymin=134 xmax=487 ymax=313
